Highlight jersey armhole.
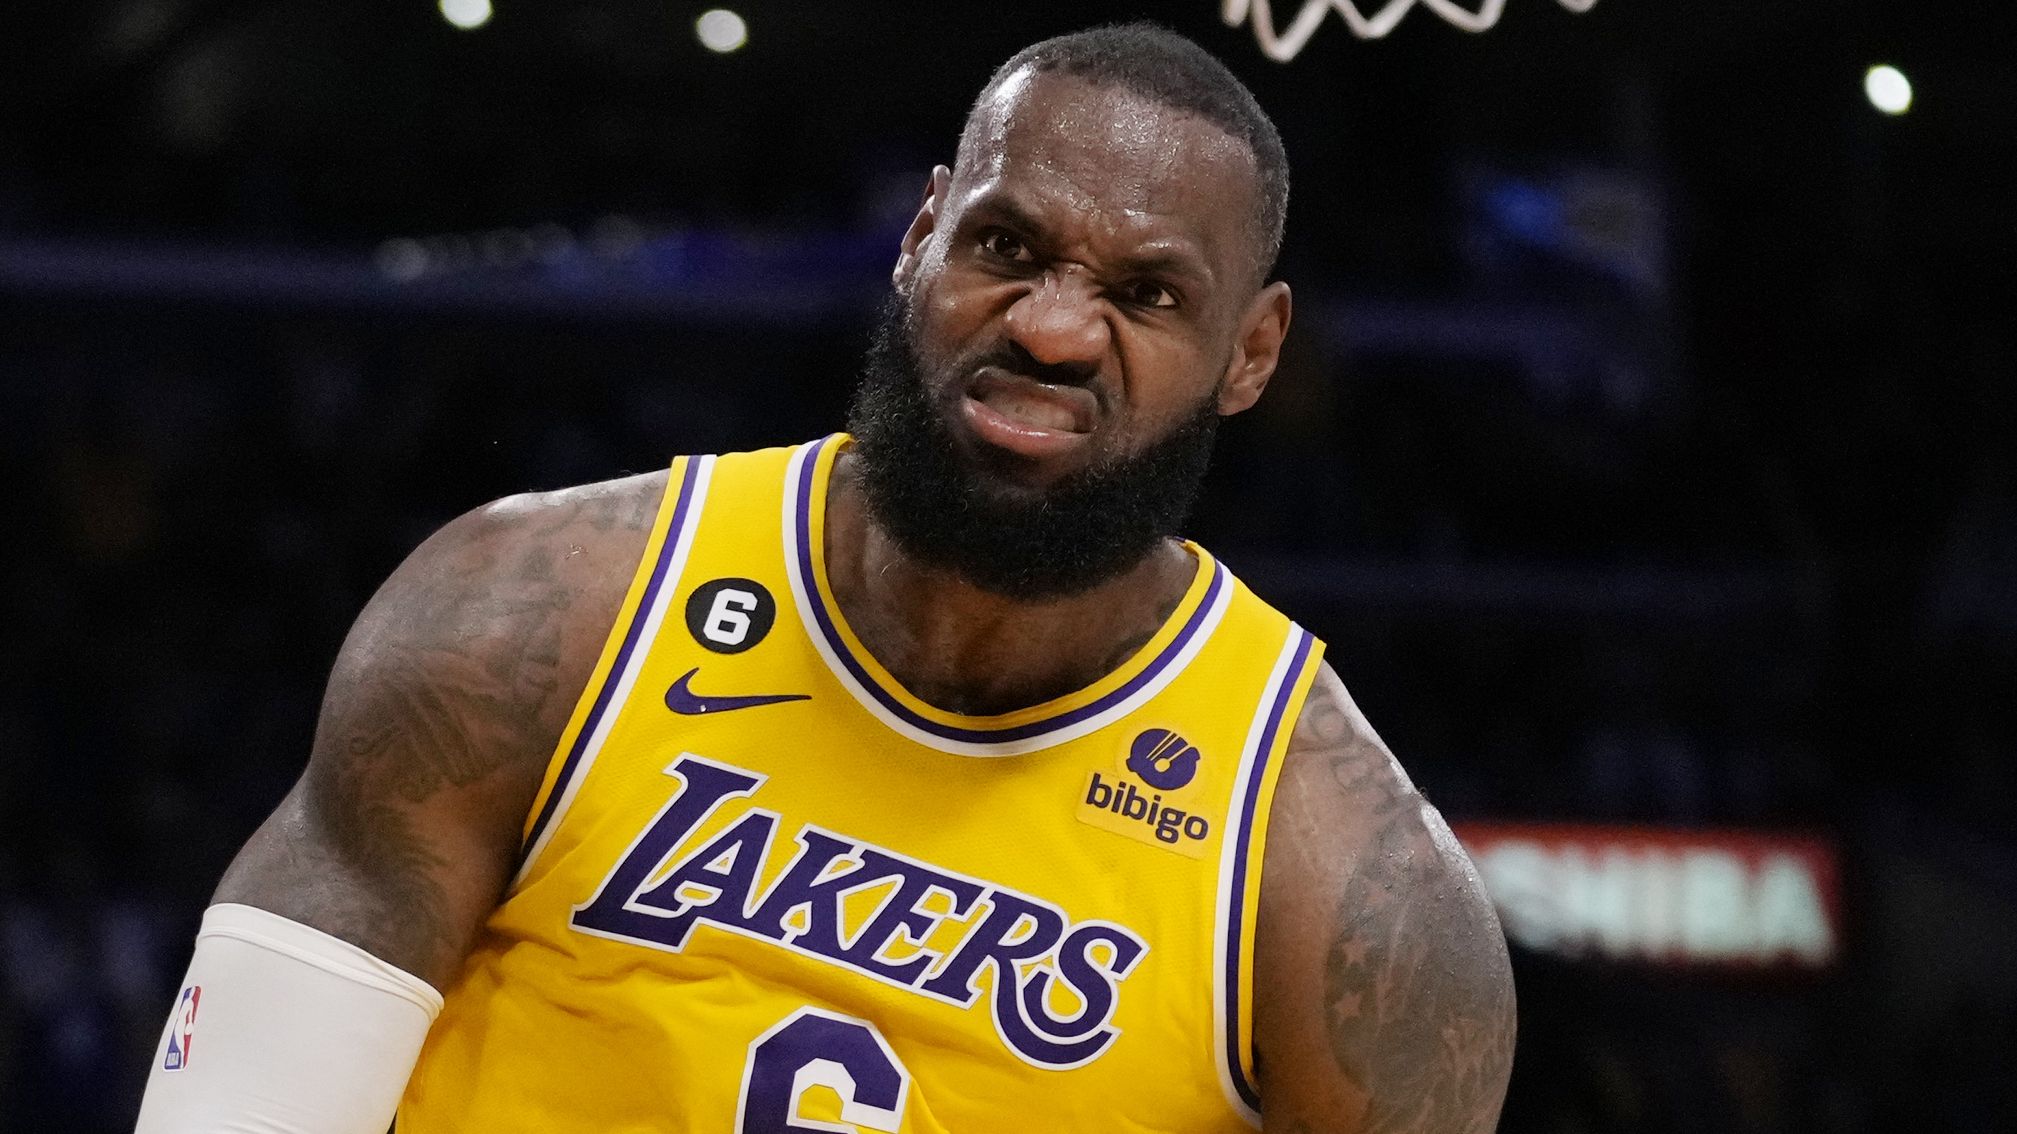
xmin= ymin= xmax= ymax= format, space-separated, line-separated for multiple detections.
xmin=512 ymin=455 xmax=716 ymax=882
xmin=1215 ymin=625 xmax=1324 ymax=1125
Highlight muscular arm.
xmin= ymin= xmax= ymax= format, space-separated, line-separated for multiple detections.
xmin=1254 ymin=664 xmax=1516 ymax=1133
xmin=211 ymin=472 xmax=664 ymax=989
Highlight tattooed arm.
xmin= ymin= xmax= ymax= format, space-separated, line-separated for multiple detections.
xmin=210 ymin=471 xmax=666 ymax=989
xmin=134 ymin=473 xmax=666 ymax=1131
xmin=1253 ymin=664 xmax=1516 ymax=1134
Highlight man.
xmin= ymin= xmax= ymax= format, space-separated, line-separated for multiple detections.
xmin=138 ymin=22 xmax=1513 ymax=1133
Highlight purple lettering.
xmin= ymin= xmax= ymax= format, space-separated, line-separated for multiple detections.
xmin=1019 ymin=921 xmax=1146 ymax=1041
xmin=618 ymin=810 xmax=777 ymax=946
xmin=836 ymin=850 xmax=987 ymax=986
xmin=571 ymin=756 xmax=765 ymax=947
xmin=572 ymin=756 xmax=1150 ymax=1072
xmin=994 ymin=921 xmax=1147 ymax=1067
xmin=743 ymin=829 xmax=869 ymax=956
xmin=918 ymin=890 xmax=1065 ymax=1006
xmin=1085 ymin=773 xmax=1114 ymax=809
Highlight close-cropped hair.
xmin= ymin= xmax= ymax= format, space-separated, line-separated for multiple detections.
xmin=965 ymin=22 xmax=1291 ymax=285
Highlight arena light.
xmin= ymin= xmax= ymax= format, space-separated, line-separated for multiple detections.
xmin=1864 ymin=64 xmax=1913 ymax=116
xmin=696 ymin=9 xmax=748 ymax=53
xmin=439 ymin=0 xmax=492 ymax=31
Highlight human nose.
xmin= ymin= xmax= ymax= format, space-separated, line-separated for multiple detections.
xmin=1001 ymin=268 xmax=1110 ymax=373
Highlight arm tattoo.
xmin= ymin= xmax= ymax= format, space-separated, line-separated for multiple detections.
xmin=1295 ymin=676 xmax=1516 ymax=1134
xmin=223 ymin=475 xmax=662 ymax=982
xmin=303 ymin=770 xmax=453 ymax=974
xmin=300 ymin=538 xmax=575 ymax=966
xmin=328 ymin=542 xmax=572 ymax=803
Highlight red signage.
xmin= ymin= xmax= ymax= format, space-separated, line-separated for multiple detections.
xmin=1453 ymin=823 xmax=1843 ymax=968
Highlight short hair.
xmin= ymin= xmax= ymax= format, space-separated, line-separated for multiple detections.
xmin=962 ymin=22 xmax=1290 ymax=286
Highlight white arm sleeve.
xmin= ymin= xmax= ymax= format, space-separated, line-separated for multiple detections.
xmin=135 ymin=903 xmax=445 ymax=1134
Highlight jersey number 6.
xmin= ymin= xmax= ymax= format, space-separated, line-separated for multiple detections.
xmin=687 ymin=578 xmax=778 ymax=654
xmin=704 ymin=588 xmax=760 ymax=647
xmin=736 ymin=1007 xmax=912 ymax=1133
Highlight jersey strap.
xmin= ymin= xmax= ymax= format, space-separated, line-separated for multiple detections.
xmin=515 ymin=454 xmax=717 ymax=880
xmin=1213 ymin=623 xmax=1323 ymax=1123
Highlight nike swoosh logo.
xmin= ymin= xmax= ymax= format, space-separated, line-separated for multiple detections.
xmin=664 ymin=667 xmax=811 ymax=715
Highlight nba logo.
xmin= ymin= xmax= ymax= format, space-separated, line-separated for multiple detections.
xmin=162 ymin=985 xmax=200 ymax=1072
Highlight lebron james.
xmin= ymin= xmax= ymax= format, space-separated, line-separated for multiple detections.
xmin=139 ymin=23 xmax=1514 ymax=1134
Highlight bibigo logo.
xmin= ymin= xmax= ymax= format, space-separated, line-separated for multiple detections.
xmin=1078 ymin=728 xmax=1213 ymax=857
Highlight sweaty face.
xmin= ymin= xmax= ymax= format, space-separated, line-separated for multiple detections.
xmin=847 ymin=71 xmax=1268 ymax=599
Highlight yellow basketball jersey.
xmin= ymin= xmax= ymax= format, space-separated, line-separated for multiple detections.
xmin=399 ymin=436 xmax=1324 ymax=1132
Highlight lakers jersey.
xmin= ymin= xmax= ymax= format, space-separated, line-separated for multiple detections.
xmin=399 ymin=436 xmax=1325 ymax=1132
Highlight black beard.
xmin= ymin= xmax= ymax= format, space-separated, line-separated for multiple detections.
xmin=845 ymin=294 xmax=1219 ymax=600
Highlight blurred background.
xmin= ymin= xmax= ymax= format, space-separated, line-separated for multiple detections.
xmin=2 ymin=1 xmax=2014 ymax=1130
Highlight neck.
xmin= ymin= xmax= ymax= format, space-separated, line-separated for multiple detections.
xmin=823 ymin=452 xmax=1196 ymax=716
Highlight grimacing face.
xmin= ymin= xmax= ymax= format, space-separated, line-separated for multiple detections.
xmin=890 ymin=67 xmax=1291 ymax=495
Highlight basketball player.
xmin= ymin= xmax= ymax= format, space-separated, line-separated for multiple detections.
xmin=137 ymin=23 xmax=1513 ymax=1134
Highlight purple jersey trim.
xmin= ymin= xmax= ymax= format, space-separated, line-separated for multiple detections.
xmin=791 ymin=434 xmax=1226 ymax=745
xmin=1222 ymin=626 xmax=1316 ymax=1112
xmin=520 ymin=457 xmax=701 ymax=857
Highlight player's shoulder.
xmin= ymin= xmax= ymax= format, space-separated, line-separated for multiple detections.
xmin=1266 ymin=660 xmax=1492 ymax=917
xmin=1251 ymin=660 xmax=1515 ymax=1129
xmin=459 ymin=467 xmax=671 ymax=553
xmin=416 ymin=467 xmax=669 ymax=588
xmin=1277 ymin=663 xmax=1419 ymax=827
xmin=350 ymin=467 xmax=675 ymax=677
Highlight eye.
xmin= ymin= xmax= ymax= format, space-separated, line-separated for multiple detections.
xmin=979 ymin=228 xmax=1031 ymax=262
xmin=1121 ymin=280 xmax=1178 ymax=309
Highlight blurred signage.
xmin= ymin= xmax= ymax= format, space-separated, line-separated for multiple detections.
xmin=1454 ymin=823 xmax=1842 ymax=968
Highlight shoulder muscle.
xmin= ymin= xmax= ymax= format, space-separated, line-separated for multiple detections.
xmin=324 ymin=472 xmax=666 ymax=798
xmin=214 ymin=469 xmax=667 ymax=986
xmin=1253 ymin=663 xmax=1516 ymax=1133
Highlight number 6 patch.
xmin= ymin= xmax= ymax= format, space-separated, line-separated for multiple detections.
xmin=686 ymin=578 xmax=778 ymax=654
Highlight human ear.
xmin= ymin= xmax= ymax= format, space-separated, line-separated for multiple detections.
xmin=1217 ymin=281 xmax=1292 ymax=416
xmin=892 ymin=165 xmax=954 ymax=292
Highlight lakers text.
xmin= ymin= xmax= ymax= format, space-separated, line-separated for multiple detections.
xmin=571 ymin=755 xmax=1149 ymax=1069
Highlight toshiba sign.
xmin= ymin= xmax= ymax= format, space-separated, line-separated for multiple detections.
xmin=1454 ymin=824 xmax=1842 ymax=968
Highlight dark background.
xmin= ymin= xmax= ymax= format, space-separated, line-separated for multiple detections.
xmin=3 ymin=1 xmax=2014 ymax=1130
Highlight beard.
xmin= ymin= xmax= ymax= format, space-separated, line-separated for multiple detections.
xmin=845 ymin=293 xmax=1220 ymax=601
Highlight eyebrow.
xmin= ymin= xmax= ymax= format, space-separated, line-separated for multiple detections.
xmin=963 ymin=190 xmax=1217 ymax=287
